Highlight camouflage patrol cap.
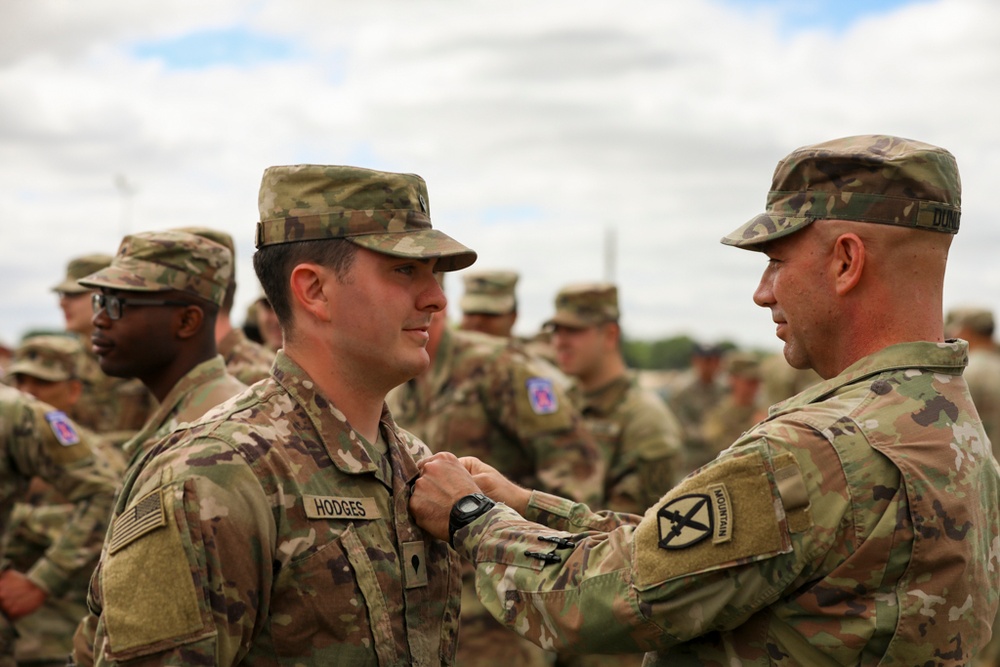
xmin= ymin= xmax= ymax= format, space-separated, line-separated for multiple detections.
xmin=945 ymin=306 xmax=995 ymax=337
xmin=725 ymin=351 xmax=762 ymax=380
xmin=255 ymin=164 xmax=477 ymax=272
xmin=722 ymin=135 xmax=962 ymax=250
xmin=174 ymin=227 xmax=238 ymax=292
xmin=460 ymin=270 xmax=519 ymax=315
xmin=8 ymin=335 xmax=86 ymax=382
xmin=78 ymin=230 xmax=233 ymax=307
xmin=52 ymin=253 xmax=114 ymax=294
xmin=545 ymin=282 xmax=619 ymax=329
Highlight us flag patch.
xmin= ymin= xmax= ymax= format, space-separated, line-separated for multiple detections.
xmin=526 ymin=377 xmax=558 ymax=415
xmin=109 ymin=489 xmax=167 ymax=554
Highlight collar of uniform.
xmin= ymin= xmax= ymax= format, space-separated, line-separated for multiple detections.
xmin=216 ymin=327 xmax=244 ymax=359
xmin=270 ymin=350 xmax=389 ymax=481
xmin=769 ymin=339 xmax=969 ymax=416
xmin=581 ymin=374 xmax=632 ymax=416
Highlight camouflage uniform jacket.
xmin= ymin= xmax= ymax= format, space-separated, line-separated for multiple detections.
xmin=577 ymin=374 xmax=682 ymax=514
xmin=71 ymin=344 xmax=154 ymax=447
xmin=121 ymin=355 xmax=247 ymax=471
xmin=218 ymin=327 xmax=274 ymax=386
xmin=86 ymin=350 xmax=460 ymax=665
xmin=387 ymin=327 xmax=604 ymax=504
xmin=455 ymin=341 xmax=1000 ymax=665
xmin=963 ymin=347 xmax=1000 ymax=461
xmin=666 ymin=375 xmax=726 ymax=473
xmin=0 ymin=386 xmax=118 ymax=598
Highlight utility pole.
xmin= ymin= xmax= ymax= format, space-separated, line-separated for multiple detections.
xmin=114 ymin=174 xmax=137 ymax=237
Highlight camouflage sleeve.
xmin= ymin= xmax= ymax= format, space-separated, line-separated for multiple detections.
xmin=522 ymin=490 xmax=643 ymax=534
xmin=8 ymin=401 xmax=118 ymax=597
xmin=498 ymin=356 xmax=605 ymax=505
xmin=454 ymin=435 xmax=838 ymax=654
xmin=92 ymin=436 xmax=272 ymax=664
xmin=612 ymin=391 xmax=684 ymax=512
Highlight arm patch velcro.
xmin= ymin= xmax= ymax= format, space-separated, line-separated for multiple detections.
xmin=633 ymin=448 xmax=791 ymax=589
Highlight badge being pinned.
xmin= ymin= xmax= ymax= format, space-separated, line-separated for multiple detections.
xmin=44 ymin=410 xmax=80 ymax=446
xmin=526 ymin=377 xmax=558 ymax=415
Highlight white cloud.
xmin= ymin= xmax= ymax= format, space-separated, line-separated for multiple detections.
xmin=1 ymin=0 xmax=998 ymax=356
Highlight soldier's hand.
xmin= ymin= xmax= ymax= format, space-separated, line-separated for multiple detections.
xmin=411 ymin=452 xmax=482 ymax=542
xmin=459 ymin=456 xmax=532 ymax=515
xmin=0 ymin=569 xmax=48 ymax=619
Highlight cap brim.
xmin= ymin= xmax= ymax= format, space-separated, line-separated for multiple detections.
xmin=7 ymin=361 xmax=71 ymax=382
xmin=77 ymin=265 xmax=170 ymax=294
xmin=349 ymin=230 xmax=477 ymax=272
xmin=720 ymin=214 xmax=815 ymax=250
xmin=51 ymin=279 xmax=92 ymax=295
xmin=543 ymin=313 xmax=594 ymax=329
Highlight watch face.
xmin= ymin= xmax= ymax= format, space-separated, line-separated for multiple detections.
xmin=457 ymin=496 xmax=481 ymax=513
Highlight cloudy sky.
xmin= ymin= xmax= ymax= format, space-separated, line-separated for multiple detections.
xmin=3 ymin=0 xmax=998 ymax=352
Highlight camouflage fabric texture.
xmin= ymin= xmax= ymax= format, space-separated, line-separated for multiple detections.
xmin=83 ymin=351 xmax=460 ymax=665
xmin=700 ymin=396 xmax=758 ymax=461
xmin=217 ymin=328 xmax=273 ymax=386
xmin=387 ymin=326 xmax=605 ymax=667
xmin=454 ymin=340 xmax=1000 ymax=665
xmin=52 ymin=254 xmax=113 ymax=295
xmin=667 ymin=375 xmax=726 ymax=474
xmin=0 ymin=385 xmax=118 ymax=659
xmin=576 ymin=374 xmax=683 ymax=514
xmin=460 ymin=270 xmax=519 ymax=315
xmin=546 ymin=283 xmax=619 ymax=329
xmin=78 ymin=229 xmax=233 ymax=307
xmin=722 ymin=135 xmax=963 ymax=248
xmin=256 ymin=164 xmax=476 ymax=272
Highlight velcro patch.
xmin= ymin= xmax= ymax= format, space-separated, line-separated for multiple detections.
xmin=526 ymin=377 xmax=558 ymax=415
xmin=401 ymin=541 xmax=428 ymax=589
xmin=44 ymin=410 xmax=80 ymax=446
xmin=109 ymin=489 xmax=167 ymax=554
xmin=304 ymin=495 xmax=382 ymax=521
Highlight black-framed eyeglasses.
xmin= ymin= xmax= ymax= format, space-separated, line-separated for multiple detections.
xmin=91 ymin=293 xmax=191 ymax=321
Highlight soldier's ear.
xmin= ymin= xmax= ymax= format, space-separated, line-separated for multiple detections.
xmin=288 ymin=263 xmax=333 ymax=324
xmin=174 ymin=304 xmax=206 ymax=340
xmin=832 ymin=233 xmax=865 ymax=297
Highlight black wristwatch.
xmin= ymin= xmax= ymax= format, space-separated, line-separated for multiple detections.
xmin=448 ymin=493 xmax=496 ymax=546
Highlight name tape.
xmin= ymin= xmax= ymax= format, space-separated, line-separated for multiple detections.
xmin=304 ymin=495 xmax=382 ymax=521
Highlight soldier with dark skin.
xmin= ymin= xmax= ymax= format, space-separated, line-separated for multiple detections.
xmin=411 ymin=135 xmax=1000 ymax=665
xmin=78 ymin=165 xmax=476 ymax=665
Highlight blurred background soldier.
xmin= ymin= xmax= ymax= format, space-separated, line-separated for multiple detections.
xmin=667 ymin=341 xmax=725 ymax=474
xmin=252 ymin=292 xmax=283 ymax=352
xmin=945 ymin=306 xmax=1000 ymax=455
xmin=757 ymin=351 xmax=821 ymax=409
xmin=388 ymin=301 xmax=604 ymax=667
xmin=5 ymin=335 xmax=124 ymax=666
xmin=701 ymin=351 xmax=763 ymax=459
xmin=176 ymin=227 xmax=274 ymax=385
xmin=0 ymin=385 xmax=117 ymax=667
xmin=547 ymin=282 xmax=682 ymax=667
xmin=52 ymin=253 xmax=153 ymax=446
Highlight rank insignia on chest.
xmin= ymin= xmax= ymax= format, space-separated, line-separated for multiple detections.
xmin=526 ymin=377 xmax=558 ymax=415
xmin=657 ymin=484 xmax=732 ymax=550
xmin=44 ymin=410 xmax=80 ymax=446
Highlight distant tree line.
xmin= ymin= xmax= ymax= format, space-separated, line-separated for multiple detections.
xmin=622 ymin=335 xmax=737 ymax=370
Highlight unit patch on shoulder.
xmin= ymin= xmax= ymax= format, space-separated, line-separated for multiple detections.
xmin=526 ymin=377 xmax=558 ymax=415
xmin=657 ymin=483 xmax=732 ymax=550
xmin=44 ymin=410 xmax=80 ymax=446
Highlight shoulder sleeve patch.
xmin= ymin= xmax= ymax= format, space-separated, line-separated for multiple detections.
xmin=512 ymin=365 xmax=574 ymax=436
xmin=633 ymin=447 xmax=792 ymax=589
xmin=44 ymin=410 xmax=80 ymax=446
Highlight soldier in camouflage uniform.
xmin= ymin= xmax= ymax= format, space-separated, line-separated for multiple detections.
xmin=666 ymin=342 xmax=726 ymax=475
xmin=176 ymin=226 xmax=275 ymax=385
xmin=52 ymin=254 xmax=154 ymax=445
xmin=412 ymin=135 xmax=1000 ymax=664
xmin=79 ymin=165 xmax=475 ymax=664
xmin=5 ymin=336 xmax=125 ymax=666
xmin=459 ymin=270 xmax=520 ymax=338
xmin=0 ymin=385 xmax=117 ymax=666
xmin=758 ymin=351 xmax=821 ymax=408
xmin=388 ymin=302 xmax=604 ymax=667
xmin=545 ymin=282 xmax=682 ymax=667
xmin=701 ymin=351 xmax=763 ymax=459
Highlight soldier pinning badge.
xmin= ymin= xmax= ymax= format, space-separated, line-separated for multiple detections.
xmin=44 ymin=410 xmax=80 ymax=446
xmin=526 ymin=377 xmax=558 ymax=415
